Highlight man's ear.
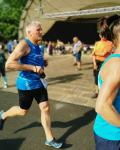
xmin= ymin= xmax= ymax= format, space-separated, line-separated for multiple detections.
xmin=28 ymin=31 xmax=32 ymax=36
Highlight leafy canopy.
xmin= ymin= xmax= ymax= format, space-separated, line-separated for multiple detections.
xmin=0 ymin=0 xmax=27 ymax=41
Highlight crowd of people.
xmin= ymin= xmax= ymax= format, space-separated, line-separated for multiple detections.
xmin=0 ymin=34 xmax=91 ymax=89
xmin=0 ymin=15 xmax=120 ymax=150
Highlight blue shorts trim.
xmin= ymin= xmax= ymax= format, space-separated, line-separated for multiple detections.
xmin=94 ymin=132 xmax=120 ymax=150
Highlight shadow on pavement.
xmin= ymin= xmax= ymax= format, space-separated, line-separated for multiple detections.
xmin=14 ymin=109 xmax=95 ymax=149
xmin=82 ymin=62 xmax=92 ymax=66
xmin=0 ymin=91 xmax=95 ymax=149
xmin=48 ymin=73 xmax=83 ymax=85
xmin=81 ymin=66 xmax=93 ymax=70
xmin=55 ymin=109 xmax=95 ymax=142
xmin=0 ymin=138 xmax=25 ymax=150
xmin=8 ymin=84 xmax=16 ymax=88
xmin=14 ymin=122 xmax=41 ymax=133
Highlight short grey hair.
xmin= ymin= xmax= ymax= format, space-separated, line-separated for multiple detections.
xmin=26 ymin=21 xmax=41 ymax=34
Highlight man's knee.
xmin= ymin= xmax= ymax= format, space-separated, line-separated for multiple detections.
xmin=40 ymin=102 xmax=50 ymax=112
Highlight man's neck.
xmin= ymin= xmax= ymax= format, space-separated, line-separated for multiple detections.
xmin=27 ymin=37 xmax=38 ymax=45
xmin=101 ymin=38 xmax=107 ymax=41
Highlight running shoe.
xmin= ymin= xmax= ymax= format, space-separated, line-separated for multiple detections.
xmin=45 ymin=138 xmax=63 ymax=149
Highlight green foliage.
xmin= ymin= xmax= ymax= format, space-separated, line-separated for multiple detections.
xmin=0 ymin=0 xmax=27 ymax=41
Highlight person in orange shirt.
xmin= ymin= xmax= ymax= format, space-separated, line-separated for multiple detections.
xmin=92 ymin=18 xmax=113 ymax=98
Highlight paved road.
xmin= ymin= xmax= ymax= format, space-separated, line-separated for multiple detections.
xmin=0 ymin=54 xmax=96 ymax=150
xmin=0 ymin=90 xmax=96 ymax=150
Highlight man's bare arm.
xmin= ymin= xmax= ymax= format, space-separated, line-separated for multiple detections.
xmin=95 ymin=62 xmax=120 ymax=127
xmin=77 ymin=43 xmax=83 ymax=52
xmin=92 ymin=55 xmax=97 ymax=70
xmin=6 ymin=40 xmax=34 ymax=71
xmin=5 ymin=40 xmax=43 ymax=74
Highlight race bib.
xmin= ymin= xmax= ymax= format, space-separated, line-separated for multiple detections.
xmin=40 ymin=78 xmax=48 ymax=89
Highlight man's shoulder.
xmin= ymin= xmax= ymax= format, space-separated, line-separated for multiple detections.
xmin=103 ymin=59 xmax=120 ymax=83
xmin=106 ymin=40 xmax=113 ymax=46
xmin=17 ymin=39 xmax=29 ymax=49
xmin=109 ymin=56 xmax=120 ymax=61
xmin=19 ymin=39 xmax=27 ymax=45
xmin=108 ymin=58 xmax=120 ymax=71
xmin=76 ymin=41 xmax=82 ymax=46
xmin=13 ymin=39 xmax=30 ymax=55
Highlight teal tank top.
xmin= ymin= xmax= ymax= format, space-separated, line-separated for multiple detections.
xmin=16 ymin=38 xmax=44 ymax=90
xmin=94 ymin=53 xmax=120 ymax=140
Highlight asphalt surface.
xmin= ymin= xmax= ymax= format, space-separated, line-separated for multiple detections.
xmin=0 ymin=54 xmax=96 ymax=150
xmin=0 ymin=90 xmax=96 ymax=150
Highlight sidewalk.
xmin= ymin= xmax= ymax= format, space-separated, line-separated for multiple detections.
xmin=46 ymin=54 xmax=95 ymax=108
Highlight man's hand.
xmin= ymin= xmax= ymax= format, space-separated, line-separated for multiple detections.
xmin=93 ymin=64 xmax=98 ymax=70
xmin=44 ymin=59 xmax=48 ymax=67
xmin=33 ymin=66 xmax=44 ymax=74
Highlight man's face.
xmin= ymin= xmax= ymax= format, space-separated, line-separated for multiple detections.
xmin=30 ymin=24 xmax=42 ymax=43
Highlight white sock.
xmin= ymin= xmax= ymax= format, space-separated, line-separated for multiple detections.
xmin=0 ymin=111 xmax=5 ymax=120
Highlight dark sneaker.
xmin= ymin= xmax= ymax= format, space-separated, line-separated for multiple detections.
xmin=45 ymin=138 xmax=63 ymax=149
xmin=91 ymin=93 xmax=98 ymax=99
xmin=0 ymin=110 xmax=5 ymax=130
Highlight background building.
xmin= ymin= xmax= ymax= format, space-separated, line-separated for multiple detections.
xmin=19 ymin=0 xmax=120 ymax=44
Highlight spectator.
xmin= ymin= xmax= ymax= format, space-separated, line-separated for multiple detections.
xmin=72 ymin=37 xmax=83 ymax=70
xmin=0 ymin=43 xmax=8 ymax=88
xmin=7 ymin=40 xmax=13 ymax=54
xmin=92 ymin=18 xmax=113 ymax=98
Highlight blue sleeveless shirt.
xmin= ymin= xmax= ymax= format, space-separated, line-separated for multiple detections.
xmin=16 ymin=38 xmax=44 ymax=90
xmin=94 ymin=54 xmax=120 ymax=140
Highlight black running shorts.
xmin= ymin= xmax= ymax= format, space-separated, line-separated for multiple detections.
xmin=18 ymin=87 xmax=48 ymax=110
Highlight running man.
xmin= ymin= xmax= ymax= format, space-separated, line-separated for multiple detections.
xmin=93 ymin=15 xmax=120 ymax=150
xmin=0 ymin=21 xmax=63 ymax=149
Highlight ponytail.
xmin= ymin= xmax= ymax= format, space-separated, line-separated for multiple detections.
xmin=97 ymin=16 xmax=111 ymax=40
xmin=97 ymin=15 xmax=120 ymax=41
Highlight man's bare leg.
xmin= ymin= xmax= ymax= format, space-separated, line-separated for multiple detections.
xmin=77 ymin=61 xmax=81 ymax=70
xmin=39 ymin=101 xmax=53 ymax=141
xmin=0 ymin=106 xmax=28 ymax=130
xmin=2 ymin=106 xmax=28 ymax=119
xmin=39 ymin=101 xmax=63 ymax=148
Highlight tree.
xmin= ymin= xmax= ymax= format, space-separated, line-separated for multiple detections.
xmin=0 ymin=0 xmax=27 ymax=41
